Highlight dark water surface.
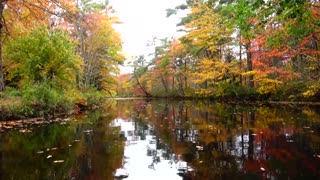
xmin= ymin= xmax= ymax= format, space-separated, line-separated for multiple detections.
xmin=1 ymin=99 xmax=320 ymax=180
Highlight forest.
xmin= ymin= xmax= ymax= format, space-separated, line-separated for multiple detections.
xmin=0 ymin=0 xmax=320 ymax=120
xmin=117 ymin=0 xmax=320 ymax=102
xmin=0 ymin=1 xmax=320 ymax=179
xmin=0 ymin=0 xmax=124 ymax=120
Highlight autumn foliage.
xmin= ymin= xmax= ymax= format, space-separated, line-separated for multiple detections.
xmin=121 ymin=0 xmax=320 ymax=101
xmin=0 ymin=0 xmax=124 ymax=119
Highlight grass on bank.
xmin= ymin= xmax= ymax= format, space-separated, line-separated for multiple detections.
xmin=0 ymin=86 xmax=106 ymax=121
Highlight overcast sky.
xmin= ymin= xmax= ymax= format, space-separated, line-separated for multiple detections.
xmin=108 ymin=0 xmax=187 ymax=73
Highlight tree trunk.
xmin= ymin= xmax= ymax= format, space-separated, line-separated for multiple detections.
xmin=172 ymin=76 xmax=174 ymax=91
xmin=0 ymin=0 xmax=5 ymax=91
xmin=239 ymin=33 xmax=243 ymax=85
xmin=177 ymin=75 xmax=184 ymax=96
xmin=184 ymin=59 xmax=187 ymax=89
xmin=172 ymin=62 xmax=199 ymax=88
xmin=245 ymin=42 xmax=254 ymax=88
xmin=160 ymin=74 xmax=168 ymax=95
xmin=134 ymin=74 xmax=151 ymax=97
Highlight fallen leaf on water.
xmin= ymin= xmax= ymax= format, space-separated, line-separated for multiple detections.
xmin=83 ymin=130 xmax=93 ymax=133
xmin=47 ymin=155 xmax=52 ymax=159
xmin=19 ymin=129 xmax=32 ymax=133
xmin=196 ymin=146 xmax=204 ymax=151
xmin=51 ymin=147 xmax=58 ymax=151
xmin=53 ymin=160 xmax=64 ymax=163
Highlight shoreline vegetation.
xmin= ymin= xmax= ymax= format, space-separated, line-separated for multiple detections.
xmin=0 ymin=87 xmax=106 ymax=121
xmin=1 ymin=91 xmax=319 ymax=122
xmin=0 ymin=1 xmax=125 ymax=123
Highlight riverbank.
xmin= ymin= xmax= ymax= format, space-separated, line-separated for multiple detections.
xmin=1 ymin=94 xmax=320 ymax=122
xmin=112 ymin=96 xmax=320 ymax=106
xmin=0 ymin=87 xmax=106 ymax=121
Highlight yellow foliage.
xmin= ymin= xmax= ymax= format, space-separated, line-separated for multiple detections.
xmin=184 ymin=2 xmax=232 ymax=56
xmin=302 ymin=83 xmax=320 ymax=97
xmin=257 ymin=78 xmax=282 ymax=95
xmin=192 ymin=58 xmax=234 ymax=86
xmin=302 ymin=108 xmax=318 ymax=119
xmin=241 ymin=71 xmax=257 ymax=77
xmin=195 ymin=88 xmax=214 ymax=97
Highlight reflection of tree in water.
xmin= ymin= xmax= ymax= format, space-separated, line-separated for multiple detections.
xmin=69 ymin=108 xmax=124 ymax=180
xmin=130 ymin=100 xmax=320 ymax=179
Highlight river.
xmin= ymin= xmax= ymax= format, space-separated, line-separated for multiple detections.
xmin=0 ymin=99 xmax=319 ymax=179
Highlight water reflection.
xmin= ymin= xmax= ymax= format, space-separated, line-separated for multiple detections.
xmin=114 ymin=99 xmax=320 ymax=179
xmin=112 ymin=118 xmax=184 ymax=179
xmin=0 ymin=99 xmax=319 ymax=179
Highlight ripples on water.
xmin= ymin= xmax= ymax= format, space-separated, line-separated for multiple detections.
xmin=0 ymin=99 xmax=319 ymax=179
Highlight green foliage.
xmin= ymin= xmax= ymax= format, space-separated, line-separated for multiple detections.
xmin=4 ymin=87 xmax=22 ymax=97
xmin=81 ymin=87 xmax=106 ymax=108
xmin=166 ymin=8 xmax=177 ymax=17
xmin=275 ymin=81 xmax=309 ymax=101
xmin=4 ymin=26 xmax=80 ymax=89
xmin=0 ymin=85 xmax=107 ymax=120
xmin=21 ymin=81 xmax=73 ymax=118
xmin=132 ymin=55 xmax=149 ymax=77
xmin=184 ymin=87 xmax=195 ymax=97
xmin=158 ymin=56 xmax=170 ymax=69
xmin=82 ymin=0 xmax=107 ymax=12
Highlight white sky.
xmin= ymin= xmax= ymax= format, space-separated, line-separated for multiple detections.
xmin=108 ymin=0 xmax=187 ymax=74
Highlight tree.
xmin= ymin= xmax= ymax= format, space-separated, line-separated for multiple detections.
xmin=183 ymin=2 xmax=232 ymax=59
xmin=225 ymin=0 xmax=263 ymax=88
xmin=0 ymin=0 xmax=76 ymax=91
xmin=81 ymin=13 xmax=124 ymax=91
xmin=58 ymin=0 xmax=124 ymax=92
xmin=132 ymin=55 xmax=152 ymax=97
xmin=116 ymin=74 xmax=135 ymax=97
xmin=178 ymin=1 xmax=236 ymax=96
xmin=4 ymin=26 xmax=80 ymax=89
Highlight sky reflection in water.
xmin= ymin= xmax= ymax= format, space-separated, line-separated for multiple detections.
xmin=112 ymin=118 xmax=183 ymax=180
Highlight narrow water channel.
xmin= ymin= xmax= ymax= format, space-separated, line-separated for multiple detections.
xmin=0 ymin=99 xmax=320 ymax=179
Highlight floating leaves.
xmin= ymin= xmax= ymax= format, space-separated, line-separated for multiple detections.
xmin=51 ymin=147 xmax=58 ymax=151
xmin=19 ymin=129 xmax=32 ymax=133
xmin=53 ymin=160 xmax=64 ymax=163
xmin=83 ymin=130 xmax=93 ymax=133
xmin=0 ymin=117 xmax=75 ymax=133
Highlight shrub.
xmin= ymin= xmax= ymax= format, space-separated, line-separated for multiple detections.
xmin=21 ymin=82 xmax=73 ymax=118
xmin=5 ymin=87 xmax=22 ymax=97
xmin=81 ymin=87 xmax=106 ymax=109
